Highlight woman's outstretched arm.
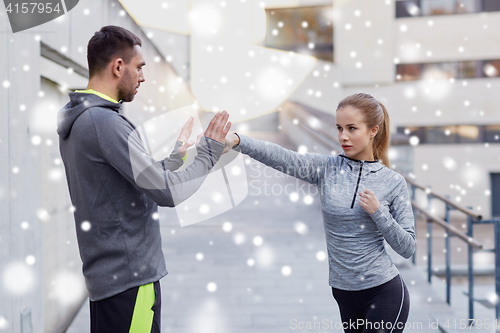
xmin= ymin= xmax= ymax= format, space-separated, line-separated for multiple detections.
xmin=225 ymin=133 xmax=331 ymax=186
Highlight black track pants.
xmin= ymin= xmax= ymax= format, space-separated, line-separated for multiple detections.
xmin=90 ymin=280 xmax=161 ymax=333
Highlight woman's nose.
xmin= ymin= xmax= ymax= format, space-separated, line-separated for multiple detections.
xmin=339 ymin=131 xmax=348 ymax=142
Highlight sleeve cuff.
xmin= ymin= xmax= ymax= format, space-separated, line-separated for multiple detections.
xmin=202 ymin=136 xmax=225 ymax=154
xmin=369 ymin=204 xmax=391 ymax=230
xmin=235 ymin=133 xmax=251 ymax=153
xmin=180 ymin=141 xmax=188 ymax=162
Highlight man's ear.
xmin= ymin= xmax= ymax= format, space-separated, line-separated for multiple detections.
xmin=111 ymin=58 xmax=124 ymax=78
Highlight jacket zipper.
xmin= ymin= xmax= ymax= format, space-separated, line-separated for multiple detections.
xmin=350 ymin=161 xmax=364 ymax=209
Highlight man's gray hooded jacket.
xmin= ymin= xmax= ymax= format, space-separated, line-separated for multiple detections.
xmin=57 ymin=92 xmax=223 ymax=301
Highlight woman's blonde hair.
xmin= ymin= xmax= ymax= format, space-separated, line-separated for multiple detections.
xmin=336 ymin=93 xmax=390 ymax=168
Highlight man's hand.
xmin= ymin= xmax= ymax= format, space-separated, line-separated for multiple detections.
xmin=204 ymin=111 xmax=231 ymax=143
xmin=177 ymin=116 xmax=195 ymax=158
xmin=222 ymin=133 xmax=240 ymax=154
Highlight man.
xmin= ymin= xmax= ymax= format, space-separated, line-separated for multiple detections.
xmin=56 ymin=25 xmax=231 ymax=332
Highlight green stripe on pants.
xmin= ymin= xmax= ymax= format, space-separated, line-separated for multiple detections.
xmin=129 ymin=283 xmax=155 ymax=333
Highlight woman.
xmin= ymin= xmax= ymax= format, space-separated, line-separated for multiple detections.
xmin=224 ymin=93 xmax=415 ymax=333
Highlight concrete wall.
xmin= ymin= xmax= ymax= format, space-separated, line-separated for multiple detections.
xmin=0 ymin=12 xmax=44 ymax=332
xmin=333 ymin=0 xmax=396 ymax=85
xmin=288 ymin=58 xmax=343 ymax=114
xmin=412 ymin=144 xmax=500 ymax=219
xmin=0 ymin=10 xmax=11 ymax=328
xmin=38 ymin=77 xmax=85 ymax=333
xmin=395 ymin=12 xmax=500 ymax=63
xmin=0 ymin=0 xmax=196 ymax=331
xmin=140 ymin=28 xmax=191 ymax=84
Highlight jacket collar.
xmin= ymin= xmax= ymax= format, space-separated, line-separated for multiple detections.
xmin=338 ymin=152 xmax=385 ymax=172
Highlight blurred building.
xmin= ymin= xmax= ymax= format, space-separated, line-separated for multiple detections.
xmin=128 ymin=0 xmax=500 ymax=219
xmin=260 ymin=0 xmax=500 ymax=220
xmin=1 ymin=0 xmax=500 ymax=332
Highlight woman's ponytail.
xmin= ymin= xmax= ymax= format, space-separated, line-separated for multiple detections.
xmin=373 ymin=101 xmax=390 ymax=168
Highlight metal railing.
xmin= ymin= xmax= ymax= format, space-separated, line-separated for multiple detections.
xmin=280 ymin=101 xmax=500 ymax=327
xmin=403 ymin=175 xmax=500 ymax=326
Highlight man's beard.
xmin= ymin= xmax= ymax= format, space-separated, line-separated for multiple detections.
xmin=117 ymin=68 xmax=136 ymax=102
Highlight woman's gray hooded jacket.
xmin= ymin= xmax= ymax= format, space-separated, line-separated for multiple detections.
xmin=236 ymin=134 xmax=416 ymax=290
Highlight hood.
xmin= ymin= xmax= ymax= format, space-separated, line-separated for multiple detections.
xmin=57 ymin=92 xmax=124 ymax=140
xmin=338 ymin=152 xmax=385 ymax=174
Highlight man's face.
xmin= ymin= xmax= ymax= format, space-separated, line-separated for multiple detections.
xmin=117 ymin=45 xmax=146 ymax=102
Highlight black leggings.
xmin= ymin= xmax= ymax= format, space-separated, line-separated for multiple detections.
xmin=331 ymin=274 xmax=410 ymax=333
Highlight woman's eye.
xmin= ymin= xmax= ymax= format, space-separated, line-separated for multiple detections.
xmin=350 ymin=127 xmax=356 ymax=130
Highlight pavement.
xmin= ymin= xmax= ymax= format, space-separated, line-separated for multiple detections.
xmin=66 ymin=131 xmax=498 ymax=333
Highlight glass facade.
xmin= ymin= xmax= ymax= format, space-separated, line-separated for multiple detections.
xmin=483 ymin=60 xmax=500 ymax=77
xmin=485 ymin=125 xmax=500 ymax=142
xmin=397 ymin=59 xmax=500 ymax=81
xmin=398 ymin=124 xmax=500 ymax=144
xmin=396 ymin=0 xmax=500 ymax=17
xmin=265 ymin=6 xmax=333 ymax=62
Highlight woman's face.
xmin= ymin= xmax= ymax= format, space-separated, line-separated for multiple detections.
xmin=336 ymin=105 xmax=378 ymax=161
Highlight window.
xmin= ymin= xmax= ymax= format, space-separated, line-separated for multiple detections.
xmin=398 ymin=126 xmax=427 ymax=143
xmin=426 ymin=126 xmax=457 ymax=144
xmin=491 ymin=173 xmax=500 ymax=217
xmin=396 ymin=0 xmax=500 ymax=17
xmin=397 ymin=63 xmax=422 ymax=81
xmin=457 ymin=61 xmax=479 ymax=78
xmin=483 ymin=0 xmax=500 ymax=12
xmin=265 ymin=6 xmax=333 ymax=62
xmin=483 ymin=60 xmax=500 ymax=77
xmin=398 ymin=124 xmax=500 ymax=144
xmin=397 ymin=59 xmax=500 ymax=81
xmin=455 ymin=0 xmax=478 ymax=14
xmin=457 ymin=125 xmax=480 ymax=143
xmin=422 ymin=62 xmax=456 ymax=80
xmin=421 ymin=0 xmax=455 ymax=16
xmin=396 ymin=0 xmax=421 ymax=17
xmin=485 ymin=125 xmax=500 ymax=143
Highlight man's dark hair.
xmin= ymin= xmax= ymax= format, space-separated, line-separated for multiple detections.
xmin=87 ymin=25 xmax=142 ymax=78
